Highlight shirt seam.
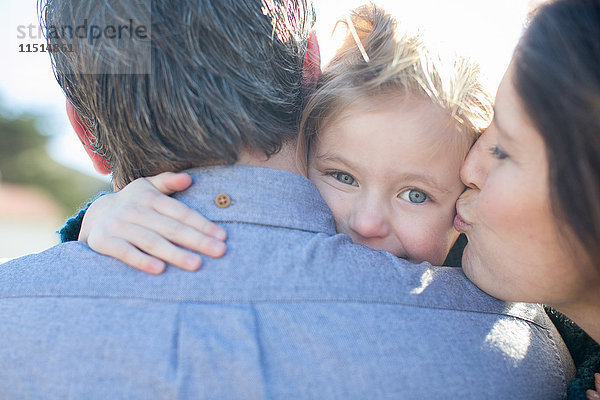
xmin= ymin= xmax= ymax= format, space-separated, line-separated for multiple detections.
xmin=250 ymin=303 xmax=270 ymax=399
xmin=0 ymin=294 xmax=549 ymax=330
xmin=535 ymin=322 xmax=568 ymax=392
xmin=213 ymin=220 xmax=336 ymax=235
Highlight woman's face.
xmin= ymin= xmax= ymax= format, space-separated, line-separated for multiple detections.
xmin=456 ymin=64 xmax=599 ymax=305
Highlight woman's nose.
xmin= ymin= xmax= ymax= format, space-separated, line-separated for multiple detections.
xmin=460 ymin=129 xmax=492 ymax=190
xmin=349 ymin=201 xmax=391 ymax=239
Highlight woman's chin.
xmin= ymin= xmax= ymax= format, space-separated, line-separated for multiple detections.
xmin=460 ymin=243 xmax=478 ymax=282
xmin=461 ymin=243 xmax=504 ymax=300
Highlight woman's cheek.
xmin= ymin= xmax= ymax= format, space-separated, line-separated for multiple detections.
xmin=476 ymin=170 xmax=522 ymax=246
xmin=463 ymin=177 xmax=525 ymax=299
xmin=471 ymin=172 xmax=559 ymax=302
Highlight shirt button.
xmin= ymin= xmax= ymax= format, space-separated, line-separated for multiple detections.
xmin=215 ymin=193 xmax=231 ymax=208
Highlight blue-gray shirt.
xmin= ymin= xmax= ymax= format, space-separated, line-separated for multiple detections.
xmin=0 ymin=166 xmax=574 ymax=399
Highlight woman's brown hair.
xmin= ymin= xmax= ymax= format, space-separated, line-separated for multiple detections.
xmin=513 ymin=0 xmax=600 ymax=267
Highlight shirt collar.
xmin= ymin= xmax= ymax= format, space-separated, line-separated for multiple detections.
xmin=174 ymin=165 xmax=337 ymax=235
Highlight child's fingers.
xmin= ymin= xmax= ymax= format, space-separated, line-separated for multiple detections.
xmin=117 ymin=223 xmax=205 ymax=271
xmin=128 ymin=174 xmax=227 ymax=241
xmin=149 ymin=192 xmax=227 ymax=241
xmin=130 ymin=209 xmax=226 ymax=258
xmin=89 ymin=219 xmax=208 ymax=272
xmin=146 ymin=172 xmax=193 ymax=194
xmin=91 ymin=237 xmax=167 ymax=275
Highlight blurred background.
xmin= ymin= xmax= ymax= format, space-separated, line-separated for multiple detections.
xmin=0 ymin=0 xmax=539 ymax=261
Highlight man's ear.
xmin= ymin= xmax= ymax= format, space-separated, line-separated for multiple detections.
xmin=66 ymin=100 xmax=111 ymax=175
xmin=303 ymin=30 xmax=321 ymax=95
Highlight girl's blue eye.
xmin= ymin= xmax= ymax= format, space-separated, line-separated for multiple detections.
xmin=332 ymin=172 xmax=357 ymax=186
xmin=400 ymin=189 xmax=428 ymax=204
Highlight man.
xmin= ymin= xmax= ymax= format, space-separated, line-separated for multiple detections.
xmin=0 ymin=0 xmax=573 ymax=398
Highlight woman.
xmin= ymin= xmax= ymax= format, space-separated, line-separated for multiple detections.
xmin=455 ymin=0 xmax=600 ymax=397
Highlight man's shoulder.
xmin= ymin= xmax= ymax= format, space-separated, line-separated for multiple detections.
xmin=0 ymin=237 xmax=574 ymax=397
xmin=284 ymin=232 xmax=554 ymax=325
xmin=0 ymin=236 xmax=548 ymax=329
xmin=0 ymin=241 xmax=133 ymax=297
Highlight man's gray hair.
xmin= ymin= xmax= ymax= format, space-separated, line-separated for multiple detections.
xmin=41 ymin=0 xmax=315 ymax=188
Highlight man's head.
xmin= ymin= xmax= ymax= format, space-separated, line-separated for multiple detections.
xmin=42 ymin=0 xmax=317 ymax=188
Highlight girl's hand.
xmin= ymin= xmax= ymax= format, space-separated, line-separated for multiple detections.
xmin=588 ymin=373 xmax=600 ymax=400
xmin=79 ymin=172 xmax=227 ymax=274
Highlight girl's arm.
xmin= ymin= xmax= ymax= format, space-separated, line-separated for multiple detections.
xmin=77 ymin=172 xmax=227 ymax=274
xmin=60 ymin=192 xmax=109 ymax=243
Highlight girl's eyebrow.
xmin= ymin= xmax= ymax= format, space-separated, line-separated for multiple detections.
xmin=395 ymin=172 xmax=450 ymax=195
xmin=314 ymin=153 xmax=361 ymax=172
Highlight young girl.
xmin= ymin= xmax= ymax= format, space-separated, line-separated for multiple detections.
xmin=66 ymin=5 xmax=492 ymax=272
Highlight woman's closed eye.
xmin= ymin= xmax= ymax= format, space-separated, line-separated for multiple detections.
xmin=489 ymin=145 xmax=509 ymax=160
xmin=328 ymin=171 xmax=358 ymax=186
xmin=399 ymin=188 xmax=429 ymax=204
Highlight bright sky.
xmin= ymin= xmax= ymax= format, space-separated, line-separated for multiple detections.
xmin=0 ymin=0 xmax=534 ymax=180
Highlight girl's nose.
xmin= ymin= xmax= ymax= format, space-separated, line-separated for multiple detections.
xmin=349 ymin=200 xmax=391 ymax=240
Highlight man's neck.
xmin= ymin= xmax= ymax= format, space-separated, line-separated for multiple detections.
xmin=111 ymin=142 xmax=303 ymax=191
xmin=236 ymin=141 xmax=304 ymax=176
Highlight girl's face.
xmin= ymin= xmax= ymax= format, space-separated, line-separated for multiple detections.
xmin=457 ymin=65 xmax=599 ymax=305
xmin=307 ymin=96 xmax=467 ymax=266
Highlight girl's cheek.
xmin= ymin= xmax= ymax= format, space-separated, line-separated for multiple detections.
xmin=405 ymin=217 xmax=458 ymax=265
xmin=318 ymin=186 xmax=352 ymax=234
xmin=393 ymin=220 xmax=429 ymax=263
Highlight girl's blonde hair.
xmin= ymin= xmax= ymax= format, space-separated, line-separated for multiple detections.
xmin=298 ymin=4 xmax=493 ymax=171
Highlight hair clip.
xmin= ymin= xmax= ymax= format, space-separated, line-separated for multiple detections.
xmin=345 ymin=15 xmax=370 ymax=63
